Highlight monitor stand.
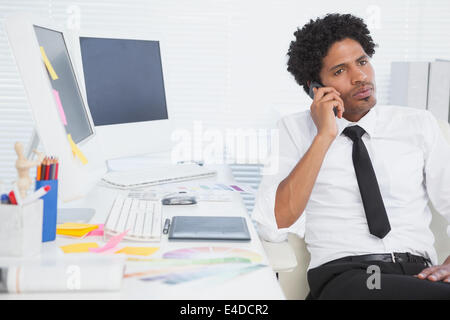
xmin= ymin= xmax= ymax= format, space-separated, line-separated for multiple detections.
xmin=26 ymin=129 xmax=96 ymax=223
xmin=56 ymin=207 xmax=96 ymax=224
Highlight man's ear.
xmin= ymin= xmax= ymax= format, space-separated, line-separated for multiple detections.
xmin=307 ymin=80 xmax=311 ymax=88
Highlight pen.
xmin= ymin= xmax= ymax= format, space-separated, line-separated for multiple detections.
xmin=22 ymin=185 xmax=51 ymax=206
xmin=163 ymin=218 xmax=171 ymax=234
xmin=12 ymin=183 xmax=22 ymax=206
xmin=8 ymin=191 xmax=17 ymax=205
xmin=1 ymin=194 xmax=9 ymax=204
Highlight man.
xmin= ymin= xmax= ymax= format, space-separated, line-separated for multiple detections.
xmin=252 ymin=13 xmax=450 ymax=299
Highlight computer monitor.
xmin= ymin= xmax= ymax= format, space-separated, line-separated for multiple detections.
xmin=73 ymin=33 xmax=173 ymax=161
xmin=33 ymin=25 xmax=94 ymax=144
xmin=4 ymin=14 xmax=106 ymax=202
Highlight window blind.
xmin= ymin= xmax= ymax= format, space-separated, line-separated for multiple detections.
xmin=1 ymin=0 xmax=449 ymax=184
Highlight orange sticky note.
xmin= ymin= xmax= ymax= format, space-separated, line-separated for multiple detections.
xmin=39 ymin=46 xmax=59 ymax=80
xmin=115 ymin=247 xmax=159 ymax=256
xmin=60 ymin=242 xmax=99 ymax=253
xmin=57 ymin=223 xmax=99 ymax=238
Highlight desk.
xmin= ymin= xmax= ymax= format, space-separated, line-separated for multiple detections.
xmin=0 ymin=165 xmax=285 ymax=300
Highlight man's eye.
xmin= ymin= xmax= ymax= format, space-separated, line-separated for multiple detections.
xmin=360 ymin=60 xmax=368 ymax=65
xmin=334 ymin=69 xmax=344 ymax=76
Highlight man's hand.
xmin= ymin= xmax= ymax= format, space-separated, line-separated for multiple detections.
xmin=417 ymin=256 xmax=450 ymax=283
xmin=310 ymin=87 xmax=345 ymax=140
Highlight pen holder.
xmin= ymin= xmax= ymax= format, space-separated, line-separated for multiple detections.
xmin=0 ymin=200 xmax=43 ymax=257
xmin=35 ymin=179 xmax=58 ymax=242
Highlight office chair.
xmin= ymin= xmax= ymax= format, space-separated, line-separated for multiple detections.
xmin=261 ymin=118 xmax=450 ymax=299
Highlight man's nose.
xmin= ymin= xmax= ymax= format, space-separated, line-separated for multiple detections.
xmin=351 ymin=68 xmax=367 ymax=85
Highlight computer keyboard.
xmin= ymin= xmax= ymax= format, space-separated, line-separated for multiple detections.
xmin=101 ymin=164 xmax=217 ymax=189
xmin=104 ymin=194 xmax=162 ymax=242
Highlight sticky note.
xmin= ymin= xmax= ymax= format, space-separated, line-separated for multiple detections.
xmin=60 ymin=242 xmax=99 ymax=253
xmin=57 ymin=223 xmax=99 ymax=238
xmin=39 ymin=46 xmax=59 ymax=80
xmin=52 ymin=89 xmax=67 ymax=125
xmin=115 ymin=247 xmax=159 ymax=256
xmin=89 ymin=230 xmax=128 ymax=253
xmin=86 ymin=224 xmax=104 ymax=237
xmin=57 ymin=223 xmax=99 ymax=230
xmin=67 ymin=134 xmax=88 ymax=165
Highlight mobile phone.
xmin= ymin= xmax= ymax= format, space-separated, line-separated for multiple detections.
xmin=308 ymin=81 xmax=323 ymax=99
xmin=308 ymin=81 xmax=338 ymax=117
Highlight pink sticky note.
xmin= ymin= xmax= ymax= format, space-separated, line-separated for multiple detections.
xmin=52 ymin=89 xmax=67 ymax=125
xmin=86 ymin=224 xmax=104 ymax=237
xmin=89 ymin=230 xmax=128 ymax=253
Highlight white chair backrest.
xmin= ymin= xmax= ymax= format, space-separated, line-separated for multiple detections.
xmin=430 ymin=119 xmax=450 ymax=264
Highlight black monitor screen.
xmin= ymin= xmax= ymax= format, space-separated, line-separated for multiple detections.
xmin=33 ymin=26 xmax=94 ymax=144
xmin=79 ymin=37 xmax=168 ymax=126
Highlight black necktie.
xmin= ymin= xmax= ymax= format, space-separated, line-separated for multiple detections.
xmin=343 ymin=125 xmax=391 ymax=239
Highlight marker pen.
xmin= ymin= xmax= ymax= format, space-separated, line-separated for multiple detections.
xmin=8 ymin=191 xmax=17 ymax=205
xmin=1 ymin=194 xmax=9 ymax=204
xmin=12 ymin=183 xmax=23 ymax=206
xmin=22 ymin=185 xmax=51 ymax=206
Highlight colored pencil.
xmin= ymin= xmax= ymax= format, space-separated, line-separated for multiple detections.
xmin=44 ymin=158 xmax=50 ymax=180
xmin=37 ymin=164 xmax=41 ymax=181
xmin=40 ymin=157 xmax=46 ymax=180
xmin=49 ymin=161 xmax=55 ymax=180
xmin=55 ymin=158 xmax=59 ymax=180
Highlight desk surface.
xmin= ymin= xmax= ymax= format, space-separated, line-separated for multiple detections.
xmin=0 ymin=165 xmax=285 ymax=300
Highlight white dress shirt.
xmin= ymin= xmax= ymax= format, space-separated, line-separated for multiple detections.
xmin=252 ymin=105 xmax=450 ymax=270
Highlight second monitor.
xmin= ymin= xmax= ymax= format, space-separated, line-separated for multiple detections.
xmin=76 ymin=34 xmax=173 ymax=161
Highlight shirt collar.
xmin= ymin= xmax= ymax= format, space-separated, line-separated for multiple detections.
xmin=336 ymin=106 xmax=377 ymax=138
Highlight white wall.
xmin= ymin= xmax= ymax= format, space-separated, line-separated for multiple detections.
xmin=1 ymin=0 xmax=450 ymax=182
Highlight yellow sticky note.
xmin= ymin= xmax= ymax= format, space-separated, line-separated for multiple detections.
xmin=57 ymin=223 xmax=99 ymax=230
xmin=67 ymin=134 xmax=88 ymax=165
xmin=60 ymin=242 xmax=99 ymax=253
xmin=115 ymin=247 xmax=159 ymax=256
xmin=57 ymin=223 xmax=98 ymax=238
xmin=39 ymin=46 xmax=59 ymax=80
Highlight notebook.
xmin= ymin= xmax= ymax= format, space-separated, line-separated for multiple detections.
xmin=168 ymin=216 xmax=251 ymax=241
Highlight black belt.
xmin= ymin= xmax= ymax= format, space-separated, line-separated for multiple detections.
xmin=326 ymin=252 xmax=431 ymax=266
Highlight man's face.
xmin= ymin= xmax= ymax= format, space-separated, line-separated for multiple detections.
xmin=319 ymin=38 xmax=376 ymax=121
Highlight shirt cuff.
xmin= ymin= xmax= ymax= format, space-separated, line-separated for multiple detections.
xmin=252 ymin=181 xmax=305 ymax=243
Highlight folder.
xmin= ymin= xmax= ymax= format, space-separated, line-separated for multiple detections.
xmin=427 ymin=60 xmax=450 ymax=122
xmin=390 ymin=61 xmax=429 ymax=109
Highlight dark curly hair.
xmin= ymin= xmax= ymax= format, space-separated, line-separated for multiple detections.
xmin=287 ymin=13 xmax=377 ymax=95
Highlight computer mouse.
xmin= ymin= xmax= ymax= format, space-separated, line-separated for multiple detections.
xmin=162 ymin=193 xmax=197 ymax=205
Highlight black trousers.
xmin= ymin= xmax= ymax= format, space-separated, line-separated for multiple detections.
xmin=306 ymin=257 xmax=450 ymax=300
